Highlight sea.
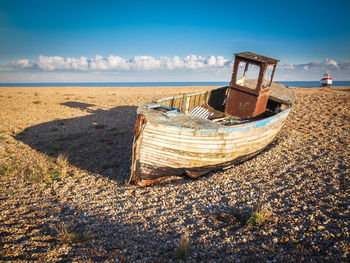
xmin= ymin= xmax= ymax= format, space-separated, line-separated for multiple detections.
xmin=0 ymin=81 xmax=350 ymax=88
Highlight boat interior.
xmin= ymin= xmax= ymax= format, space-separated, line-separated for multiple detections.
xmin=153 ymin=83 xmax=291 ymax=126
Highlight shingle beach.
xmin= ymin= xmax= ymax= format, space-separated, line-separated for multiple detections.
xmin=0 ymin=85 xmax=349 ymax=262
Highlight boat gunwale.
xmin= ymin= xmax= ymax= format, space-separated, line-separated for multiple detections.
xmin=137 ymin=102 xmax=291 ymax=134
xmin=137 ymin=84 xmax=294 ymax=133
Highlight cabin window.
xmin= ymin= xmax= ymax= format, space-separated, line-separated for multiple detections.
xmin=236 ymin=62 xmax=260 ymax=90
xmin=236 ymin=61 xmax=247 ymax=84
xmin=263 ymin=65 xmax=275 ymax=89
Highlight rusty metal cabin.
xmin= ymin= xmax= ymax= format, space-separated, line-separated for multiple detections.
xmin=225 ymin=52 xmax=279 ymax=119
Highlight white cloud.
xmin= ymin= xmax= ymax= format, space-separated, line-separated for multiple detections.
xmin=278 ymin=58 xmax=350 ymax=73
xmin=183 ymin=55 xmax=206 ymax=69
xmin=3 ymin=54 xmax=231 ymax=72
xmin=1 ymin=55 xmax=350 ymax=82
xmin=276 ymin=58 xmax=350 ymax=80
xmin=37 ymin=55 xmax=65 ymax=70
xmin=279 ymin=64 xmax=294 ymax=70
xmin=325 ymin=58 xmax=338 ymax=68
xmin=68 ymin=56 xmax=89 ymax=70
xmin=339 ymin=61 xmax=350 ymax=69
xmin=36 ymin=55 xmax=90 ymax=71
xmin=106 ymin=55 xmax=129 ymax=70
xmin=10 ymin=59 xmax=33 ymax=68
xmin=130 ymin=56 xmax=162 ymax=70
xmin=160 ymin=56 xmax=185 ymax=70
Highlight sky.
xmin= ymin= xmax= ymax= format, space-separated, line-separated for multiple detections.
xmin=0 ymin=0 xmax=350 ymax=82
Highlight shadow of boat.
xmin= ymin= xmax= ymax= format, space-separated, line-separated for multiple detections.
xmin=15 ymin=102 xmax=137 ymax=182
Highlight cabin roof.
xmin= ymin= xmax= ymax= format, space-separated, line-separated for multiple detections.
xmin=234 ymin=52 xmax=279 ymax=65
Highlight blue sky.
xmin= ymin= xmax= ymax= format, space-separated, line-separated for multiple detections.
xmin=1 ymin=0 xmax=349 ymax=82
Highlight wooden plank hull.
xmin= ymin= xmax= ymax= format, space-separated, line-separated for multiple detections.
xmin=129 ymin=85 xmax=294 ymax=186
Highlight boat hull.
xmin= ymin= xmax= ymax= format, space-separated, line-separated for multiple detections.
xmin=321 ymin=78 xmax=332 ymax=86
xmin=130 ymin=93 xmax=292 ymax=186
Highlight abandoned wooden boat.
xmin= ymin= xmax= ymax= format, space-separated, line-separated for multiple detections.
xmin=129 ymin=52 xmax=295 ymax=186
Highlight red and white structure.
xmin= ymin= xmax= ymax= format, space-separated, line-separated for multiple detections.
xmin=320 ymin=73 xmax=332 ymax=86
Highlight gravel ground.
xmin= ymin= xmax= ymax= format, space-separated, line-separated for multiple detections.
xmin=0 ymin=86 xmax=349 ymax=262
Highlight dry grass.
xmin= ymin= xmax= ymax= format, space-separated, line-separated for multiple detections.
xmin=0 ymin=163 xmax=16 ymax=177
xmin=39 ymin=160 xmax=49 ymax=175
xmin=60 ymin=167 xmax=68 ymax=178
xmin=23 ymin=167 xmax=43 ymax=182
xmin=56 ymin=153 xmax=68 ymax=168
xmin=174 ymin=233 xmax=190 ymax=261
xmin=73 ymin=172 xmax=84 ymax=179
xmin=55 ymin=221 xmax=93 ymax=243
xmin=246 ymin=204 xmax=272 ymax=226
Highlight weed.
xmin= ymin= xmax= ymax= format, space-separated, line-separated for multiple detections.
xmin=0 ymin=163 xmax=16 ymax=177
xmin=0 ymin=130 xmax=6 ymax=134
xmin=39 ymin=160 xmax=49 ymax=175
xmin=33 ymin=100 xmax=41 ymax=104
xmin=23 ymin=167 xmax=42 ymax=182
xmin=13 ymin=129 xmax=23 ymax=136
xmin=43 ymin=177 xmax=53 ymax=184
xmin=4 ymin=190 xmax=15 ymax=196
xmin=18 ymin=145 xmax=25 ymax=150
xmin=57 ymin=153 xmax=69 ymax=167
xmin=0 ymin=184 xmax=16 ymax=196
xmin=43 ymin=171 xmax=62 ymax=184
xmin=246 ymin=211 xmax=265 ymax=226
xmin=5 ymin=139 xmax=15 ymax=144
xmin=52 ymin=171 xmax=61 ymax=179
xmin=60 ymin=167 xmax=68 ymax=178
xmin=98 ymin=138 xmax=105 ymax=143
xmin=246 ymin=205 xmax=272 ymax=226
xmin=73 ymin=172 xmax=84 ymax=179
xmin=174 ymin=234 xmax=190 ymax=261
xmin=55 ymin=221 xmax=93 ymax=243
xmin=60 ymin=168 xmax=68 ymax=178
xmin=8 ymin=96 xmax=12 ymax=98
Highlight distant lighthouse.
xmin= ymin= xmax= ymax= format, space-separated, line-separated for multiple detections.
xmin=320 ymin=73 xmax=332 ymax=86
